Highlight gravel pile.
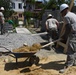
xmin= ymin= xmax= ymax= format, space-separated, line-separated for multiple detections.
xmin=0 ymin=33 xmax=46 ymax=52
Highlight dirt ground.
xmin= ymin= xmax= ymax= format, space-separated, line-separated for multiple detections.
xmin=0 ymin=53 xmax=76 ymax=75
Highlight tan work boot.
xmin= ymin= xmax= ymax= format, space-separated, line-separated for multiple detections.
xmin=59 ymin=66 xmax=67 ymax=73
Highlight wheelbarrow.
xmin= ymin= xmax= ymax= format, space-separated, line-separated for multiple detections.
xmin=10 ymin=52 xmax=39 ymax=66
xmin=0 ymin=46 xmax=39 ymax=65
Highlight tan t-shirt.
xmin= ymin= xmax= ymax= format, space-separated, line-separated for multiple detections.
xmin=0 ymin=12 xmax=5 ymax=24
xmin=46 ymin=18 xmax=58 ymax=29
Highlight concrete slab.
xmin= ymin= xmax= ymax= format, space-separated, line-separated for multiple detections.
xmin=16 ymin=27 xmax=31 ymax=34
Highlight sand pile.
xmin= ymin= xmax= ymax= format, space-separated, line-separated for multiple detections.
xmin=13 ymin=43 xmax=41 ymax=53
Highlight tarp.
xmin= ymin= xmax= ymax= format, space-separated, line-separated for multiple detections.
xmin=8 ymin=20 xmax=14 ymax=24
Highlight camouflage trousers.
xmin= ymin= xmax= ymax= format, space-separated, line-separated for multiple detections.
xmin=47 ymin=29 xmax=59 ymax=49
xmin=0 ymin=23 xmax=4 ymax=35
xmin=65 ymin=33 xmax=76 ymax=67
xmin=47 ymin=29 xmax=59 ymax=42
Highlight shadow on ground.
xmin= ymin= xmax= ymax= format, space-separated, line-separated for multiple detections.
xmin=37 ymin=60 xmax=65 ymax=71
xmin=4 ymin=60 xmax=31 ymax=71
xmin=20 ymin=60 xmax=65 ymax=73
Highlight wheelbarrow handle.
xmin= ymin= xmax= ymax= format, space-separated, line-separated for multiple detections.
xmin=0 ymin=46 xmax=11 ymax=51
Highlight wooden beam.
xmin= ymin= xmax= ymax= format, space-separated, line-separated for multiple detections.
xmin=69 ymin=0 xmax=74 ymax=11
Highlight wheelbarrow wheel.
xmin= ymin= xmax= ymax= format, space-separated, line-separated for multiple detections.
xmin=29 ymin=55 xmax=39 ymax=66
xmin=34 ymin=56 xmax=39 ymax=65
xmin=29 ymin=56 xmax=35 ymax=66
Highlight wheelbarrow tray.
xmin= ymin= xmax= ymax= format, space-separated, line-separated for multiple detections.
xmin=0 ymin=46 xmax=40 ymax=65
xmin=10 ymin=51 xmax=39 ymax=64
xmin=11 ymin=52 xmax=36 ymax=58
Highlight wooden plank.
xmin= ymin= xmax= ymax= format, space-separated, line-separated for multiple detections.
xmin=69 ymin=0 xmax=74 ymax=11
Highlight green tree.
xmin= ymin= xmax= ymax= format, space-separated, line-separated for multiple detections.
xmin=38 ymin=0 xmax=71 ymax=20
xmin=0 ymin=0 xmax=14 ymax=19
xmin=30 ymin=0 xmax=36 ymax=4
xmin=46 ymin=0 xmax=57 ymax=10
xmin=23 ymin=11 xmax=33 ymax=26
xmin=42 ymin=0 xmax=71 ymax=10
xmin=57 ymin=0 xmax=71 ymax=9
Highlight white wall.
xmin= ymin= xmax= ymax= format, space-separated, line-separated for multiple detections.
xmin=11 ymin=0 xmax=24 ymax=12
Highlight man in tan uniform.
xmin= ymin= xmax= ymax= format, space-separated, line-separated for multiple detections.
xmin=0 ymin=7 xmax=5 ymax=35
xmin=45 ymin=14 xmax=59 ymax=49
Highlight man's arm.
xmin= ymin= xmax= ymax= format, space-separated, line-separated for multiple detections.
xmin=45 ymin=20 xmax=49 ymax=31
xmin=61 ymin=17 xmax=72 ymax=39
xmin=55 ymin=20 xmax=59 ymax=29
xmin=0 ymin=12 xmax=4 ymax=24
xmin=0 ymin=16 xmax=2 ymax=23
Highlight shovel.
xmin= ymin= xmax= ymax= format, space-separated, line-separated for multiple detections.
xmin=41 ymin=39 xmax=61 ymax=48
xmin=23 ymin=39 xmax=61 ymax=50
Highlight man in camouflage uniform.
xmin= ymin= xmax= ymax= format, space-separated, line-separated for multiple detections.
xmin=59 ymin=3 xmax=76 ymax=73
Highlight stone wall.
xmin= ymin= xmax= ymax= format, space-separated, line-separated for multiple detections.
xmin=41 ymin=10 xmax=62 ymax=32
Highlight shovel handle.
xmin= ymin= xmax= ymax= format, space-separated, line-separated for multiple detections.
xmin=41 ymin=39 xmax=61 ymax=48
